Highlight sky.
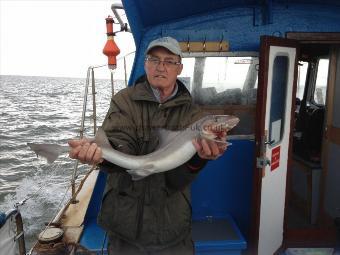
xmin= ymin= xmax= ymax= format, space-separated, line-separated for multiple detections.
xmin=0 ymin=0 xmax=135 ymax=79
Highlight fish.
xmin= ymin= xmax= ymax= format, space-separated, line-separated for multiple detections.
xmin=28 ymin=115 xmax=239 ymax=180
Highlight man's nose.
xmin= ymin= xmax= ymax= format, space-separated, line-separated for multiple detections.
xmin=156 ymin=61 xmax=166 ymax=71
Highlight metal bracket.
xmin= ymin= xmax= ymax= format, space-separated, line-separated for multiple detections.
xmin=256 ymin=130 xmax=272 ymax=169
xmin=14 ymin=231 xmax=24 ymax=242
xmin=257 ymin=157 xmax=271 ymax=168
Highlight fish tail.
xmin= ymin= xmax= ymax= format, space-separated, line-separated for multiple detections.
xmin=27 ymin=143 xmax=68 ymax=163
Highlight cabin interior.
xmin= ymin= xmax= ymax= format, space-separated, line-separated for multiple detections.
xmin=283 ymin=38 xmax=340 ymax=249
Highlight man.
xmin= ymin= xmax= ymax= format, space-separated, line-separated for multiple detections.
xmin=69 ymin=36 xmax=227 ymax=254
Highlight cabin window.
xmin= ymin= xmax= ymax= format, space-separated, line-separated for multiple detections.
xmin=179 ymin=56 xmax=258 ymax=105
xmin=269 ymin=55 xmax=289 ymax=146
xmin=313 ymin=58 xmax=329 ymax=106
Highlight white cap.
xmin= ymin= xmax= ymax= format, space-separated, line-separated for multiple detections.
xmin=146 ymin=36 xmax=182 ymax=57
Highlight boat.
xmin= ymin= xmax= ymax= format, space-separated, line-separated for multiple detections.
xmin=2 ymin=0 xmax=340 ymax=254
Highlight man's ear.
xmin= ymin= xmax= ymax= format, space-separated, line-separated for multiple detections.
xmin=177 ymin=63 xmax=183 ymax=75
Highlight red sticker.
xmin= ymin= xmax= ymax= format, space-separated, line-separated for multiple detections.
xmin=271 ymin=146 xmax=280 ymax=171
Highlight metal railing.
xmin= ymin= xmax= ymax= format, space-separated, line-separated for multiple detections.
xmin=69 ymin=51 xmax=134 ymax=203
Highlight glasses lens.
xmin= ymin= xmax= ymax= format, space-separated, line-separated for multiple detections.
xmin=147 ymin=57 xmax=180 ymax=68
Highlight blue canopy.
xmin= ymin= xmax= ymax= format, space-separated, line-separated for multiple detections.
xmin=122 ymin=0 xmax=340 ymax=45
xmin=121 ymin=0 xmax=340 ymax=84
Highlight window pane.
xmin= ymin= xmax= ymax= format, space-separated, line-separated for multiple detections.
xmin=314 ymin=59 xmax=329 ymax=105
xmin=296 ymin=61 xmax=308 ymax=100
xmin=269 ymin=56 xmax=289 ymax=146
xmin=179 ymin=56 xmax=258 ymax=105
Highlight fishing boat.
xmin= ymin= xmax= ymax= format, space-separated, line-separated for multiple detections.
xmin=2 ymin=0 xmax=340 ymax=254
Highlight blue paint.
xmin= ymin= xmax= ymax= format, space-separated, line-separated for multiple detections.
xmin=80 ymin=219 xmax=108 ymax=254
xmin=192 ymin=140 xmax=255 ymax=239
xmin=83 ymin=171 xmax=107 ymax=220
xmin=79 ymin=171 xmax=107 ymax=252
xmin=264 ymin=0 xmax=273 ymax=24
xmin=193 ymin=215 xmax=247 ymax=255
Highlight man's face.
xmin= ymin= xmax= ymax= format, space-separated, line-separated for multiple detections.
xmin=144 ymin=47 xmax=183 ymax=91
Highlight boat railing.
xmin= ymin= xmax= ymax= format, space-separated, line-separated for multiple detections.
xmin=69 ymin=64 xmax=106 ymax=203
xmin=69 ymin=50 xmax=134 ymax=203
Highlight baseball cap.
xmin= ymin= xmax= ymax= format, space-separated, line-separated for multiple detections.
xmin=146 ymin=36 xmax=182 ymax=57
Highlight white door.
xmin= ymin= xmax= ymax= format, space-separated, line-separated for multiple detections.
xmin=255 ymin=36 xmax=298 ymax=255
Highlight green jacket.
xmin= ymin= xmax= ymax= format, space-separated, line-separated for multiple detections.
xmin=97 ymin=78 xmax=206 ymax=251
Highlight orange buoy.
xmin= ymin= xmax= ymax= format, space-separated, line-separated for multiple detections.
xmin=103 ymin=16 xmax=120 ymax=70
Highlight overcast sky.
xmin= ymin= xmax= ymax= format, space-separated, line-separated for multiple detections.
xmin=0 ymin=0 xmax=135 ymax=78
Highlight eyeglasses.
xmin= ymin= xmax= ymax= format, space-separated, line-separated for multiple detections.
xmin=145 ymin=56 xmax=181 ymax=68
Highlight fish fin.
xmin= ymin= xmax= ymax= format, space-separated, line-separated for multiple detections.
xmin=94 ymin=127 xmax=113 ymax=150
xmin=126 ymin=169 xmax=148 ymax=181
xmin=155 ymin=129 xmax=181 ymax=149
xmin=27 ymin=143 xmax=67 ymax=164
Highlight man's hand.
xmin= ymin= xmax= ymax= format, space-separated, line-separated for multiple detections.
xmin=68 ymin=138 xmax=103 ymax=165
xmin=192 ymin=137 xmax=228 ymax=160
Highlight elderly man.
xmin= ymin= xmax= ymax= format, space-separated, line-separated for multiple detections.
xmin=69 ymin=36 xmax=227 ymax=255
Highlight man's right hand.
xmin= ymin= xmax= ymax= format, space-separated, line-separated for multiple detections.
xmin=68 ymin=138 xmax=103 ymax=165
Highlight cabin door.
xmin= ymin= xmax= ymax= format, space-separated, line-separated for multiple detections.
xmin=255 ymin=36 xmax=298 ymax=255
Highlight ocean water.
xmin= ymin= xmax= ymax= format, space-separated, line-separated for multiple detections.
xmin=0 ymin=75 xmax=125 ymax=249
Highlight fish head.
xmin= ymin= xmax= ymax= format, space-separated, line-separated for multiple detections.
xmin=199 ymin=115 xmax=240 ymax=143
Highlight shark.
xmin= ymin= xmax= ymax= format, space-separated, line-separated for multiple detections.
xmin=28 ymin=115 xmax=239 ymax=180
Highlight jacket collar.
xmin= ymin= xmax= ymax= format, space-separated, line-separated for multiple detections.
xmin=131 ymin=76 xmax=193 ymax=107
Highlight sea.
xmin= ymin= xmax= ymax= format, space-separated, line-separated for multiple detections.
xmin=0 ymin=75 xmax=125 ymax=250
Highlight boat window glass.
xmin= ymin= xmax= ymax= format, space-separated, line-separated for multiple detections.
xmin=269 ymin=55 xmax=289 ymax=146
xmin=313 ymin=58 xmax=329 ymax=106
xmin=296 ymin=61 xmax=308 ymax=100
xmin=179 ymin=56 xmax=259 ymax=105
